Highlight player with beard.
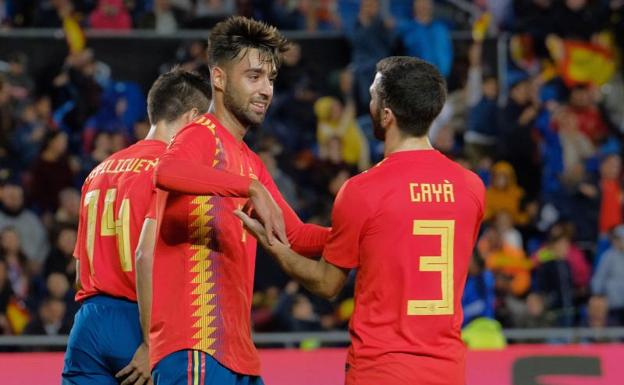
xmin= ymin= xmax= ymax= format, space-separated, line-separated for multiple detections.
xmin=138 ymin=16 xmax=330 ymax=385
xmin=237 ymin=57 xmax=485 ymax=385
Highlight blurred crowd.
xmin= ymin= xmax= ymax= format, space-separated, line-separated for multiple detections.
xmin=1 ymin=0 xmax=624 ymax=345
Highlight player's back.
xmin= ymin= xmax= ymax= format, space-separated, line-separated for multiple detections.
xmin=345 ymin=149 xmax=484 ymax=385
xmin=75 ymin=139 xmax=166 ymax=302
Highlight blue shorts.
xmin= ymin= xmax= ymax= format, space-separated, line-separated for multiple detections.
xmin=62 ymin=295 xmax=143 ymax=385
xmin=153 ymin=350 xmax=264 ymax=385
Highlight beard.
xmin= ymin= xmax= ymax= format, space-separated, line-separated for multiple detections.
xmin=224 ymin=83 xmax=267 ymax=131
xmin=371 ymin=105 xmax=385 ymax=141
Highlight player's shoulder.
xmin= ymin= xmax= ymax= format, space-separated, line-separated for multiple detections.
xmin=457 ymin=164 xmax=485 ymax=196
xmin=170 ymin=114 xmax=217 ymax=141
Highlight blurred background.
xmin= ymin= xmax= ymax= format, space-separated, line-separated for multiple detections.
xmin=1 ymin=0 xmax=624 ymax=384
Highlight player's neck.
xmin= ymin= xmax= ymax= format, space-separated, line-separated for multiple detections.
xmin=145 ymin=123 xmax=174 ymax=144
xmin=209 ymin=102 xmax=247 ymax=142
xmin=384 ymin=129 xmax=433 ymax=156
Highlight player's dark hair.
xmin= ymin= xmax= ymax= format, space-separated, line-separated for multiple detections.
xmin=375 ymin=56 xmax=446 ymax=138
xmin=147 ymin=68 xmax=211 ymax=125
xmin=208 ymin=16 xmax=289 ymax=70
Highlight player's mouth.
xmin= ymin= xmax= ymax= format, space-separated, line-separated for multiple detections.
xmin=250 ymin=101 xmax=267 ymax=114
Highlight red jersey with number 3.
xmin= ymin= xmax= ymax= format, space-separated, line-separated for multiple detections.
xmin=74 ymin=140 xmax=166 ymax=302
xmin=323 ymin=150 xmax=485 ymax=385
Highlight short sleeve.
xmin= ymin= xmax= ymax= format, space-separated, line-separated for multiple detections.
xmin=322 ymin=179 xmax=371 ymax=269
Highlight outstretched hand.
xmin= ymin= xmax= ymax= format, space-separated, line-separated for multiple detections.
xmin=235 ymin=209 xmax=287 ymax=251
xmin=248 ymin=180 xmax=289 ymax=246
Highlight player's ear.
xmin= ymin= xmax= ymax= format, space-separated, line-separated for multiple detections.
xmin=382 ymin=107 xmax=394 ymax=127
xmin=211 ymin=66 xmax=226 ymax=92
xmin=185 ymin=108 xmax=200 ymax=124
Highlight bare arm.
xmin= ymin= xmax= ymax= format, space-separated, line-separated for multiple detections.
xmin=236 ymin=211 xmax=349 ymax=299
xmin=135 ymin=218 xmax=156 ymax=344
xmin=116 ymin=219 xmax=155 ymax=385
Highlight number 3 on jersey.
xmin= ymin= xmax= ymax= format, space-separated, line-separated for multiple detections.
xmin=83 ymin=188 xmax=132 ymax=275
xmin=408 ymin=220 xmax=455 ymax=316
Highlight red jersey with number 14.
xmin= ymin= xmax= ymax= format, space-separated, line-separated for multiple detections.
xmin=74 ymin=140 xmax=166 ymax=302
xmin=323 ymin=150 xmax=485 ymax=385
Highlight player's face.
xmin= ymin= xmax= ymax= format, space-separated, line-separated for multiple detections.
xmin=224 ymin=48 xmax=276 ymax=129
xmin=369 ymin=72 xmax=385 ymax=141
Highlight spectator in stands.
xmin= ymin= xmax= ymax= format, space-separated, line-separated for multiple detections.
xmin=23 ymin=296 xmax=70 ymax=335
xmin=89 ymin=0 xmax=132 ymax=30
xmin=54 ymin=188 xmax=80 ymax=227
xmin=598 ymin=154 xmax=622 ymax=236
xmin=0 ymin=228 xmax=30 ymax=300
xmin=532 ymin=226 xmax=576 ymax=326
xmin=478 ymin=226 xmax=532 ymax=327
xmin=566 ymin=84 xmax=608 ymax=145
xmin=591 ymin=224 xmax=624 ymax=325
xmin=498 ymin=76 xmax=542 ymax=199
xmin=395 ymin=0 xmax=453 ymax=78
xmin=78 ymin=131 xmax=111 ymax=184
xmin=485 ymin=161 xmax=534 ymax=226
xmin=493 ymin=210 xmax=523 ymax=249
xmin=554 ymin=108 xmax=595 ymax=187
xmin=12 ymin=98 xmax=49 ymax=168
xmin=29 ymin=131 xmax=76 ymax=215
xmin=349 ymin=0 xmax=395 ymax=112
xmin=51 ymin=49 xmax=102 ymax=134
xmin=0 ymin=183 xmax=49 ymax=268
xmin=138 ymin=0 xmax=187 ymax=34
xmin=5 ymin=52 xmax=34 ymax=103
xmin=43 ymin=226 xmax=76 ymax=282
xmin=45 ymin=271 xmax=77 ymax=324
xmin=464 ymin=42 xmax=499 ymax=165
xmin=461 ymin=252 xmax=495 ymax=326
xmin=314 ymin=71 xmax=370 ymax=171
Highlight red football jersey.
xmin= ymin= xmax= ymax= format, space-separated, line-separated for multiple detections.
xmin=150 ymin=114 xmax=328 ymax=375
xmin=74 ymin=140 xmax=166 ymax=302
xmin=323 ymin=150 xmax=485 ymax=385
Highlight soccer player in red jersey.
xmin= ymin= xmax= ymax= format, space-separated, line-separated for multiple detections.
xmin=139 ymin=16 xmax=330 ymax=385
xmin=238 ymin=57 xmax=486 ymax=385
xmin=62 ymin=69 xmax=211 ymax=385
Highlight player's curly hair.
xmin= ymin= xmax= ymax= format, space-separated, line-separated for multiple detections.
xmin=376 ymin=56 xmax=447 ymax=138
xmin=208 ymin=16 xmax=289 ymax=69
xmin=147 ymin=67 xmax=211 ymax=125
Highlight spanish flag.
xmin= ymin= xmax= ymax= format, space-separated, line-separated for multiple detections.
xmin=547 ymin=35 xmax=616 ymax=87
xmin=6 ymin=298 xmax=30 ymax=335
xmin=63 ymin=15 xmax=86 ymax=54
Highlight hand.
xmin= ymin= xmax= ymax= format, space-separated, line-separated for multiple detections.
xmin=234 ymin=210 xmax=287 ymax=252
xmin=115 ymin=343 xmax=152 ymax=385
xmin=248 ymin=180 xmax=289 ymax=246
